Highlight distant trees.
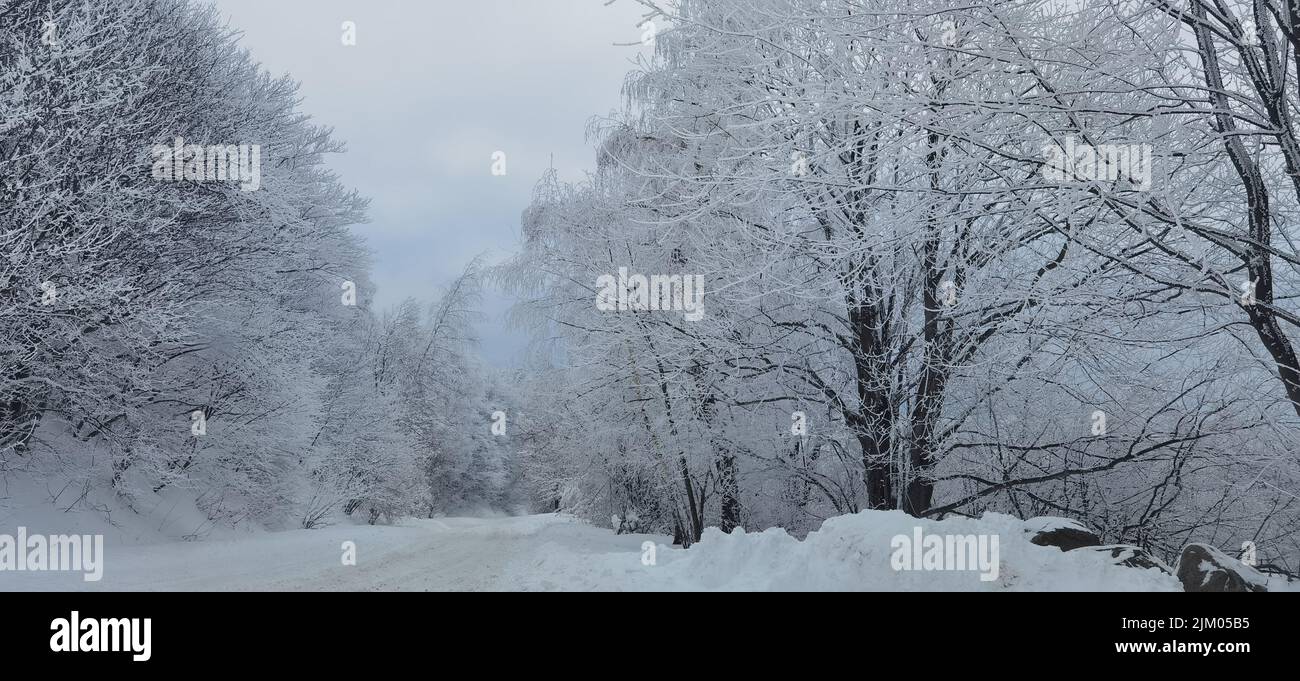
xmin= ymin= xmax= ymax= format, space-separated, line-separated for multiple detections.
xmin=0 ymin=0 xmax=512 ymax=528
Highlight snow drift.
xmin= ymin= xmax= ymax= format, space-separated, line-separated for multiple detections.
xmin=517 ymin=511 xmax=1184 ymax=591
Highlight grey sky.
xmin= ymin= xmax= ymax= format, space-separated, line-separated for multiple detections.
xmin=208 ymin=0 xmax=652 ymax=366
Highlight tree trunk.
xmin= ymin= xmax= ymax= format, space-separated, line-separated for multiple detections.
xmin=716 ymin=449 xmax=740 ymax=532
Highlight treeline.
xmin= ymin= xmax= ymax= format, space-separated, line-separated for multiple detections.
xmin=501 ymin=0 xmax=1300 ymax=576
xmin=0 ymin=0 xmax=515 ymax=528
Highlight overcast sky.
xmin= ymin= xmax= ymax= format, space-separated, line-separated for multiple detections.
xmin=208 ymin=0 xmax=652 ymax=366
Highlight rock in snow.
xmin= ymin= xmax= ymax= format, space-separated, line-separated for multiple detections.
xmin=1023 ymin=516 xmax=1102 ymax=551
xmin=1078 ymin=545 xmax=1173 ymax=575
xmin=1175 ymin=543 xmax=1269 ymax=593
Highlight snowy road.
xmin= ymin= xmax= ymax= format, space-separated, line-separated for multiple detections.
xmin=3 ymin=511 xmax=1209 ymax=591
xmin=1 ymin=515 xmax=670 ymax=592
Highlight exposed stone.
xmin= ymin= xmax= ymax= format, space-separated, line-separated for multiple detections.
xmin=1023 ymin=516 xmax=1101 ymax=551
xmin=1175 ymin=543 xmax=1268 ymax=592
xmin=1080 ymin=544 xmax=1174 ymax=575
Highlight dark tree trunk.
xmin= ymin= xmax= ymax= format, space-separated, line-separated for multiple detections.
xmin=1193 ymin=6 xmax=1300 ymax=419
xmin=716 ymin=450 xmax=740 ymax=532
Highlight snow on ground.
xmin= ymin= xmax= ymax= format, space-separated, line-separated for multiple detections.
xmin=519 ymin=511 xmax=1183 ymax=591
xmin=0 ymin=514 xmax=663 ymax=591
xmin=2 ymin=508 xmax=1192 ymax=591
xmin=0 ymin=471 xmax=254 ymax=548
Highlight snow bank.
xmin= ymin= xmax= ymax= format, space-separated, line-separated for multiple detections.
xmin=517 ymin=510 xmax=1183 ymax=591
xmin=0 ymin=469 xmax=256 ymax=548
xmin=0 ymin=502 xmax=1220 ymax=591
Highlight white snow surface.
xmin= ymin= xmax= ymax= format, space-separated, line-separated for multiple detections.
xmin=1021 ymin=516 xmax=1094 ymax=536
xmin=2 ymin=507 xmax=1194 ymax=591
xmin=524 ymin=511 xmax=1182 ymax=591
